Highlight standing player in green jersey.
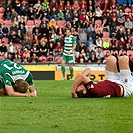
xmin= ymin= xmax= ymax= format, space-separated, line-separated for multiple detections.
xmin=0 ymin=59 xmax=37 ymax=97
xmin=61 ymin=29 xmax=77 ymax=80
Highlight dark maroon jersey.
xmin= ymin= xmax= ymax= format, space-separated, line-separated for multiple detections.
xmin=84 ymin=80 xmax=121 ymax=98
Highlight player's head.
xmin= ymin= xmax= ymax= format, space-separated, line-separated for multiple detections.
xmin=14 ymin=79 xmax=29 ymax=93
xmin=75 ymin=85 xmax=89 ymax=98
xmin=65 ymin=28 xmax=71 ymax=37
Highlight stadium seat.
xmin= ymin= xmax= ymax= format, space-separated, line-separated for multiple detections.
xmin=0 ymin=18 xmax=4 ymax=24
xmin=57 ymin=20 xmax=65 ymax=27
xmin=26 ymin=20 xmax=35 ymax=27
xmin=0 ymin=13 xmax=3 ymax=19
xmin=2 ymin=37 xmax=8 ymax=44
xmin=0 ymin=7 xmax=4 ymax=13
xmin=124 ymin=7 xmax=131 ymax=14
xmin=38 ymin=55 xmax=47 ymax=63
xmin=55 ymin=55 xmax=62 ymax=63
xmin=95 ymin=19 xmax=102 ymax=25
xmin=103 ymin=31 xmax=109 ymax=38
xmin=127 ymin=50 xmax=133 ymax=56
xmin=15 ymin=44 xmax=22 ymax=50
xmin=4 ymin=20 xmax=11 ymax=27
xmin=34 ymin=19 xmax=41 ymax=25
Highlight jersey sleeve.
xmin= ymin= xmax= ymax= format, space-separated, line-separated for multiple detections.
xmin=25 ymin=72 xmax=34 ymax=86
xmin=2 ymin=73 xmax=13 ymax=86
xmin=72 ymin=36 xmax=76 ymax=44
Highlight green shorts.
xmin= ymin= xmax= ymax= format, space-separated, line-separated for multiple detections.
xmin=0 ymin=80 xmax=5 ymax=89
xmin=62 ymin=55 xmax=75 ymax=64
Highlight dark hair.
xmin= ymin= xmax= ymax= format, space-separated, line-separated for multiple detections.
xmin=76 ymin=90 xmax=88 ymax=98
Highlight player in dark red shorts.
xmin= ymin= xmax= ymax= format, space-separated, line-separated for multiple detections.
xmin=71 ymin=55 xmax=133 ymax=98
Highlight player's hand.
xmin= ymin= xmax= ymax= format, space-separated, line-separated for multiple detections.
xmin=29 ymin=92 xmax=37 ymax=97
xmin=71 ymin=92 xmax=78 ymax=98
xmin=67 ymin=52 xmax=70 ymax=55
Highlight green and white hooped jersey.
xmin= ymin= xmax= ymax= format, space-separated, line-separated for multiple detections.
xmin=0 ymin=59 xmax=34 ymax=86
xmin=63 ymin=35 xmax=76 ymax=56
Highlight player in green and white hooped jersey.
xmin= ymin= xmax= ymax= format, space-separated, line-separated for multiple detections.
xmin=0 ymin=59 xmax=37 ymax=97
xmin=61 ymin=29 xmax=77 ymax=80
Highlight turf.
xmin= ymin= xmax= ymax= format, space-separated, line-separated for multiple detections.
xmin=0 ymin=80 xmax=133 ymax=133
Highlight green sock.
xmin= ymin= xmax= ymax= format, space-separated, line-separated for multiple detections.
xmin=70 ymin=67 xmax=74 ymax=79
xmin=61 ymin=66 xmax=65 ymax=78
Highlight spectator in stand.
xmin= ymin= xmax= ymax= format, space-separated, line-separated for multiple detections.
xmin=109 ymin=37 xmax=119 ymax=51
xmin=56 ymin=25 xmax=65 ymax=35
xmin=10 ymin=22 xmax=18 ymax=33
xmin=3 ymin=7 xmax=11 ymax=20
xmin=71 ymin=0 xmax=80 ymax=13
xmin=17 ymin=30 xmax=24 ymax=44
xmin=110 ymin=17 xmax=119 ymax=37
xmin=5 ymin=0 xmax=12 ymax=9
xmin=14 ymin=53 xmax=22 ymax=63
xmin=124 ymin=17 xmax=133 ymax=31
xmin=34 ymin=6 xmax=43 ymax=20
xmin=19 ymin=23 xmax=26 ymax=36
xmin=49 ymin=0 xmax=58 ymax=10
xmin=42 ymin=0 xmax=50 ymax=12
xmin=33 ymin=29 xmax=42 ymax=40
xmin=65 ymin=9 xmax=73 ymax=22
xmin=79 ymin=29 xmax=87 ymax=44
xmin=32 ymin=35 xmax=40 ymax=46
xmin=22 ymin=35 xmax=32 ymax=50
xmin=79 ymin=41 xmax=87 ymax=55
xmin=48 ymin=19 xmax=57 ymax=30
xmin=54 ymin=41 xmax=63 ymax=57
xmin=64 ymin=1 xmax=72 ymax=11
xmin=95 ymin=47 xmax=104 ymax=61
xmin=27 ymin=6 xmax=35 ymax=20
xmin=86 ymin=11 xmax=95 ymax=25
xmin=0 ymin=41 xmax=7 ymax=57
xmin=7 ymin=41 xmax=16 ymax=59
xmin=18 ymin=5 xmax=27 ymax=21
xmin=40 ymin=22 xmax=49 ymax=39
xmin=95 ymin=23 xmax=102 ymax=33
xmin=18 ymin=16 xmax=26 ymax=29
xmin=115 ymin=28 xmax=125 ymax=41
xmin=77 ymin=49 xmax=87 ymax=63
xmin=95 ymin=36 xmax=103 ymax=48
xmin=101 ymin=0 xmax=110 ymax=13
xmin=47 ymin=42 xmax=55 ymax=56
xmin=39 ymin=39 xmax=48 ymax=57
xmin=86 ymin=23 xmax=95 ymax=37
xmin=79 ymin=9 xmax=87 ymax=24
xmin=2 ymin=23 xmax=9 ymax=38
xmin=95 ymin=5 xmax=103 ymax=21
xmin=49 ymin=6 xmax=58 ymax=20
xmin=117 ymin=9 xmax=125 ymax=26
xmin=125 ymin=28 xmax=132 ymax=43
xmin=14 ymin=0 xmax=21 ymax=14
xmin=86 ymin=46 xmax=95 ymax=60
xmin=9 ymin=30 xmax=18 ymax=43
xmin=88 ymin=53 xmax=97 ymax=63
xmin=86 ymin=36 xmax=95 ymax=48
xmin=32 ymin=23 xmax=40 ymax=34
xmin=10 ymin=8 xmax=18 ymax=21
xmin=57 ymin=9 xmax=65 ymax=20
xmin=80 ymin=0 xmax=87 ymax=11
xmin=13 ymin=17 xmax=19 ymax=27
xmin=102 ymin=17 xmax=110 ymax=32
xmin=33 ymin=0 xmax=42 ymax=11
xmin=118 ymin=37 xmax=126 ymax=50
xmin=31 ymin=53 xmax=39 ymax=63
xmin=102 ymin=38 xmax=110 ymax=50
xmin=110 ymin=0 xmax=118 ymax=11
xmin=57 ymin=1 xmax=64 ymax=11
xmin=22 ymin=48 xmax=30 ymax=62
xmin=87 ymin=0 xmax=95 ymax=12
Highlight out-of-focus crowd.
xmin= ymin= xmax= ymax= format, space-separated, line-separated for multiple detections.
xmin=0 ymin=0 xmax=132 ymax=64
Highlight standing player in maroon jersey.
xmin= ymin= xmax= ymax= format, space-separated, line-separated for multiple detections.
xmin=71 ymin=55 xmax=133 ymax=98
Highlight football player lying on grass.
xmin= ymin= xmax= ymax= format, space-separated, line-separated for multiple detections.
xmin=72 ymin=55 xmax=133 ymax=98
xmin=0 ymin=59 xmax=37 ymax=97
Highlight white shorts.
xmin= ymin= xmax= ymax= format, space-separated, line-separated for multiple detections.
xmin=106 ymin=70 xmax=133 ymax=97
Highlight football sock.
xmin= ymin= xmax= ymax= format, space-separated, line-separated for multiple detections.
xmin=70 ymin=67 xmax=74 ymax=79
xmin=61 ymin=66 xmax=65 ymax=78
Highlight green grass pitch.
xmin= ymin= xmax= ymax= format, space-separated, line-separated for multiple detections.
xmin=0 ymin=80 xmax=133 ymax=133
